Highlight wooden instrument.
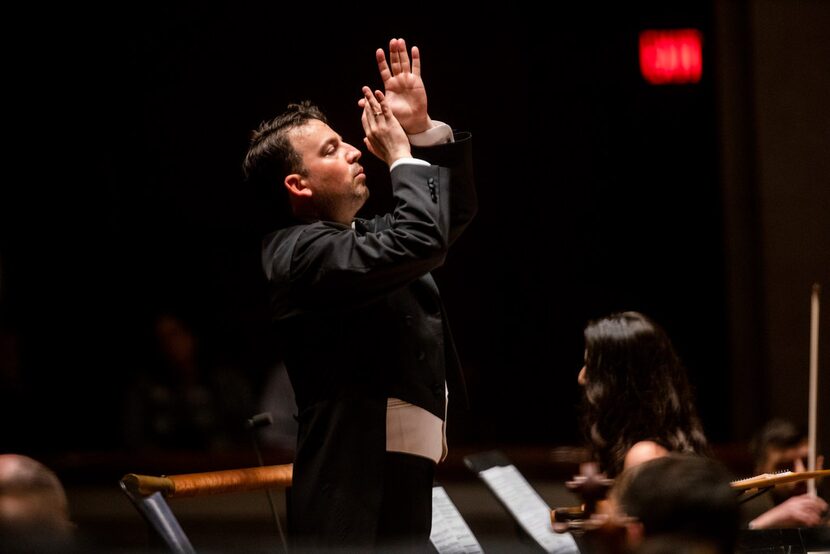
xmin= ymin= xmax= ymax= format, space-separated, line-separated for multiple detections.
xmin=730 ymin=469 xmax=830 ymax=492
xmin=552 ymin=467 xmax=830 ymax=537
xmin=551 ymin=462 xmax=614 ymax=532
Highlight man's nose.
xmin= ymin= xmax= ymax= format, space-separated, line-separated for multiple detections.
xmin=346 ymin=146 xmax=361 ymax=163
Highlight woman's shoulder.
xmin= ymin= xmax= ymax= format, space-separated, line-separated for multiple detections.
xmin=623 ymin=440 xmax=669 ymax=471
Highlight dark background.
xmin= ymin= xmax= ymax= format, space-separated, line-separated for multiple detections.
xmin=1 ymin=1 xmax=828 ymax=465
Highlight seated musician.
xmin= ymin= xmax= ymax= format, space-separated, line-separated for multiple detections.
xmin=576 ymin=311 xmax=828 ymax=533
xmin=741 ymin=418 xmax=828 ymax=529
xmin=610 ymin=454 xmax=739 ymax=554
xmin=577 ymin=311 xmax=708 ymax=480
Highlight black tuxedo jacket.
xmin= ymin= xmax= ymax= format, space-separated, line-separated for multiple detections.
xmin=261 ymin=133 xmax=475 ymax=548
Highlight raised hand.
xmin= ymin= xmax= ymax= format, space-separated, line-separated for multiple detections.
xmin=358 ymin=86 xmax=411 ymax=166
xmin=375 ymin=38 xmax=431 ymax=135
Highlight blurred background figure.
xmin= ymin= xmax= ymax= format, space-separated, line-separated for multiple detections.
xmin=742 ymin=418 xmax=828 ymax=529
xmin=0 ymin=454 xmax=74 ymax=552
xmin=124 ymin=312 xmax=255 ymax=451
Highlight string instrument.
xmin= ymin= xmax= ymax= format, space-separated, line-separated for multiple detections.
xmin=552 ymin=285 xmax=824 ymax=551
xmin=731 ymin=469 xmax=830 ymax=503
xmin=731 ymin=469 xmax=829 ymax=491
xmin=551 ymin=462 xmax=627 ymax=554
xmin=551 ymin=465 xmax=829 ymax=553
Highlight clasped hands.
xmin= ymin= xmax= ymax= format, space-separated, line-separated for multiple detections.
xmin=359 ymin=38 xmax=433 ymax=166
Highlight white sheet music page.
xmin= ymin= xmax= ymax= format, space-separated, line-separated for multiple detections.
xmin=479 ymin=465 xmax=578 ymax=554
xmin=430 ymin=486 xmax=484 ymax=554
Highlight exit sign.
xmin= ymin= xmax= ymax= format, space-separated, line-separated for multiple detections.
xmin=639 ymin=29 xmax=703 ymax=85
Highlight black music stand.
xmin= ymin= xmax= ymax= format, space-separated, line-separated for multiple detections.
xmin=119 ymin=480 xmax=196 ymax=554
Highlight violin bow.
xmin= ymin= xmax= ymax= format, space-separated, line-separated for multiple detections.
xmin=731 ymin=469 xmax=830 ymax=491
xmin=808 ymin=283 xmax=820 ymax=497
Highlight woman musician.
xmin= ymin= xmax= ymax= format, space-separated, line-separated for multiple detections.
xmin=571 ymin=311 xmax=827 ymax=546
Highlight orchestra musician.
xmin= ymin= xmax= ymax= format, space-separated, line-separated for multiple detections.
xmin=742 ymin=418 xmax=828 ymax=529
xmin=578 ymin=311 xmax=708 ymax=480
xmin=610 ymin=454 xmax=739 ymax=553
xmin=571 ymin=311 xmax=828 ymax=540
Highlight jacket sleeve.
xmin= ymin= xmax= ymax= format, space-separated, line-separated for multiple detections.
xmin=268 ymin=163 xmax=451 ymax=311
xmin=412 ymin=132 xmax=476 ymax=246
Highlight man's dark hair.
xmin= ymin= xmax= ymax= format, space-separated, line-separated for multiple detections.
xmin=581 ymin=311 xmax=708 ymax=477
xmin=242 ymin=101 xmax=328 ymax=230
xmin=749 ymin=418 xmax=807 ymax=471
xmin=617 ymin=454 xmax=739 ymax=554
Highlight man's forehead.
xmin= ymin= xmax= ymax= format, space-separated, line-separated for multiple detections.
xmin=289 ymin=119 xmax=338 ymax=149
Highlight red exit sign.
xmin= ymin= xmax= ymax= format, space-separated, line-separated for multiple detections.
xmin=639 ymin=29 xmax=703 ymax=85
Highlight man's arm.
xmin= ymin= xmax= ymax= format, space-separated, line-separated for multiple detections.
xmin=264 ymin=93 xmax=452 ymax=313
xmin=748 ymin=494 xmax=828 ymax=528
xmin=412 ymin=133 xmax=476 ymax=245
xmin=366 ymin=38 xmax=477 ymax=244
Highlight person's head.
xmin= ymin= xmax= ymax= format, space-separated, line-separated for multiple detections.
xmin=242 ymin=101 xmax=366 ymax=228
xmin=750 ymin=418 xmax=811 ymax=501
xmin=579 ymin=311 xmax=707 ymax=477
xmin=0 ymin=454 xmax=74 ymax=550
xmin=614 ymin=454 xmax=738 ymax=554
xmin=154 ymin=313 xmax=198 ymax=372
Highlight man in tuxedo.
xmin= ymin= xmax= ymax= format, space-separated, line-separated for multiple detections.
xmin=243 ymin=38 xmax=475 ymax=551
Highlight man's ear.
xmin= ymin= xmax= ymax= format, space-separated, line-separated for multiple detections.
xmin=285 ymin=174 xmax=312 ymax=198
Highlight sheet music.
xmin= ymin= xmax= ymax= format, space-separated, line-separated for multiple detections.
xmin=430 ymin=486 xmax=484 ymax=554
xmin=479 ymin=465 xmax=578 ymax=554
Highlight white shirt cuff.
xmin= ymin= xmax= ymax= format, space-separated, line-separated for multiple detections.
xmin=390 ymin=157 xmax=430 ymax=172
xmin=408 ymin=120 xmax=453 ymax=147
xmin=389 ymin=121 xmax=454 ymax=172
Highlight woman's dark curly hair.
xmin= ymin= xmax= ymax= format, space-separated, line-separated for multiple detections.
xmin=581 ymin=311 xmax=708 ymax=477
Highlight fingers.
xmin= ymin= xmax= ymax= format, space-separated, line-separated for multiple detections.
xmin=795 ymin=457 xmax=806 ymax=472
xmin=411 ymin=45 xmax=421 ymax=77
xmin=389 ymin=38 xmax=402 ymax=76
xmin=397 ymin=38 xmax=411 ymax=73
xmin=357 ymin=91 xmax=384 ymax=111
xmin=363 ymin=137 xmax=378 ymax=159
xmin=788 ymin=495 xmax=828 ymax=526
xmin=360 ymin=87 xmax=389 ymax=140
xmin=360 ymin=87 xmax=376 ymax=135
xmin=381 ymin=38 xmax=417 ymax=78
xmin=362 ymin=86 xmax=382 ymax=118
xmin=376 ymin=48 xmax=391 ymax=83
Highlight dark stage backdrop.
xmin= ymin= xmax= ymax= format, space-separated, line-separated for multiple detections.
xmin=1 ymin=3 xmax=729 ymax=454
